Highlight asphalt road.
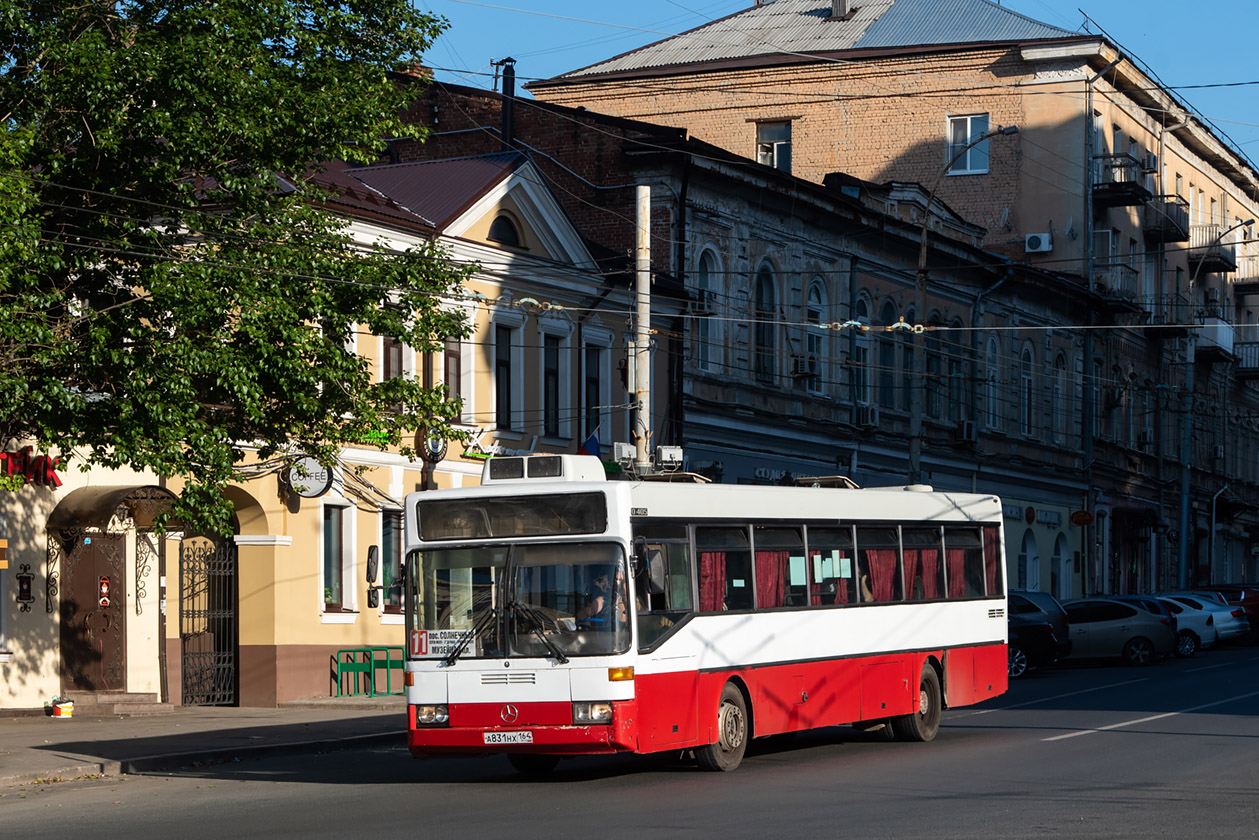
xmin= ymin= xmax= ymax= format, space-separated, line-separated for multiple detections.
xmin=5 ymin=646 xmax=1258 ymax=839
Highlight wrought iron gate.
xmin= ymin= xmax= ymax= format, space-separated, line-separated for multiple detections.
xmin=180 ymin=536 xmax=238 ymax=705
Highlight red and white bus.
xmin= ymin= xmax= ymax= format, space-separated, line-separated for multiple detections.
xmin=393 ymin=454 xmax=1008 ymax=773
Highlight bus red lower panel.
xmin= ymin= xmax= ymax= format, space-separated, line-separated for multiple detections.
xmin=408 ymin=700 xmax=638 ymax=757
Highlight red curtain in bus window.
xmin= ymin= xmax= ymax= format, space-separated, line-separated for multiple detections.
xmin=699 ymin=552 xmax=727 ymax=611
xmin=946 ymin=549 xmax=965 ymax=599
xmin=755 ymin=550 xmax=788 ymax=609
xmin=982 ymin=526 xmax=999 ymax=595
xmin=865 ymin=550 xmax=897 ymax=602
xmin=921 ymin=549 xmax=941 ymax=599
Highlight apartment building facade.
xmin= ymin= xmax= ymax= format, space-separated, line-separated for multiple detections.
xmin=529 ymin=0 xmax=1259 ymax=592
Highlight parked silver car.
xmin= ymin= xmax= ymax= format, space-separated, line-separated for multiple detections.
xmin=1061 ymin=598 xmax=1176 ymax=665
xmin=1157 ymin=597 xmax=1217 ymax=657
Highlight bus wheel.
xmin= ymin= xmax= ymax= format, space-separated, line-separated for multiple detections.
xmin=696 ymin=683 xmax=748 ymax=771
xmin=891 ymin=665 xmax=941 ymax=742
xmin=508 ymin=754 xmax=560 ymax=777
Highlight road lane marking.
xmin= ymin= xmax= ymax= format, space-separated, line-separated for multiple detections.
xmin=1187 ymin=663 xmax=1229 ymax=672
xmin=953 ymin=679 xmax=1149 ymax=717
xmin=1042 ymin=690 xmax=1259 ymax=741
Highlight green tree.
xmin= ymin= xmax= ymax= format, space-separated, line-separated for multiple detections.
xmin=0 ymin=1 xmax=469 ymax=531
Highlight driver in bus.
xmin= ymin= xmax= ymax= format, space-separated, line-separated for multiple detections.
xmin=576 ymin=568 xmax=626 ymax=627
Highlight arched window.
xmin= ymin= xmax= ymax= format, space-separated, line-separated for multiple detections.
xmin=754 ymin=264 xmax=776 ymax=381
xmin=1053 ymin=353 xmax=1068 ymax=444
xmin=803 ymin=279 xmax=826 ymax=393
xmin=1020 ymin=347 xmax=1035 ymax=437
xmin=1052 ymin=533 xmax=1070 ymax=600
xmin=926 ymin=315 xmax=942 ymax=419
xmin=487 ymin=215 xmax=522 ymax=248
xmin=948 ymin=318 xmax=966 ymax=423
xmin=1018 ymin=530 xmax=1040 ymax=590
xmin=985 ymin=336 xmax=1002 ymax=431
xmin=899 ymin=305 xmax=916 ymax=412
xmin=854 ymin=298 xmax=871 ymax=404
xmin=695 ymin=250 xmax=718 ymax=372
xmin=879 ymin=301 xmax=897 ymax=409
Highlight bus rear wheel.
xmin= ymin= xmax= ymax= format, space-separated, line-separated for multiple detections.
xmin=508 ymin=754 xmax=560 ymax=777
xmin=891 ymin=664 xmax=941 ymax=742
xmin=696 ymin=683 xmax=748 ymax=771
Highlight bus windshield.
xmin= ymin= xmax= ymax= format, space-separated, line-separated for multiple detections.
xmin=408 ymin=542 xmax=629 ymax=660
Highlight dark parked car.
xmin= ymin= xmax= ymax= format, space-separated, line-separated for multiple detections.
xmin=1008 ymin=613 xmax=1066 ymax=678
xmin=1007 ymin=589 xmax=1071 ymax=678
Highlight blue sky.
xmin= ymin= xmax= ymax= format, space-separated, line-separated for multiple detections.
xmin=415 ymin=0 xmax=1259 ymax=158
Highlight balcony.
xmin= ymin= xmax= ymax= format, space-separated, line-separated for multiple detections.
xmin=1093 ymin=260 xmax=1140 ymax=311
xmin=1237 ymin=341 xmax=1259 ymax=379
xmin=1234 ymin=256 xmax=1259 ymax=296
xmin=1143 ymin=195 xmax=1190 ymax=242
xmin=1092 ymin=154 xmax=1152 ymax=207
xmin=1196 ymin=314 xmax=1235 ymax=363
xmin=1189 ymin=224 xmax=1239 ymax=274
xmin=1144 ymin=293 xmax=1191 ymax=339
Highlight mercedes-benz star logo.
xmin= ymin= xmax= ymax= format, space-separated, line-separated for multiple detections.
xmin=500 ymin=704 xmax=519 ymax=724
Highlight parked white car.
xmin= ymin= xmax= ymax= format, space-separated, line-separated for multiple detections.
xmin=1157 ymin=597 xmax=1217 ymax=657
xmin=1160 ymin=593 xmax=1249 ymax=643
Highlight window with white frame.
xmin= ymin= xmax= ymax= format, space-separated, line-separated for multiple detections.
xmin=322 ymin=502 xmax=353 ymax=613
xmin=492 ymin=308 xmax=525 ymax=431
xmin=947 ymin=318 xmax=965 ymax=423
xmin=539 ymin=315 xmax=573 ymax=440
xmin=756 ymin=122 xmax=792 ymax=173
xmin=582 ymin=324 xmax=612 ymax=442
xmin=879 ymin=301 xmax=897 ymax=410
xmin=947 ymin=113 xmax=990 ymax=175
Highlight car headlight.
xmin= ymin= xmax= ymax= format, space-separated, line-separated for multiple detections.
xmin=415 ymin=704 xmax=449 ymax=726
xmin=572 ymin=702 xmax=614 ymax=725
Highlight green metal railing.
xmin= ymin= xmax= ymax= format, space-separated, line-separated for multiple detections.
xmin=333 ymin=646 xmax=405 ymax=697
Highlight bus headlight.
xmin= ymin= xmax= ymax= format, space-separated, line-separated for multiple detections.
xmin=415 ymin=704 xmax=449 ymax=726
xmin=572 ymin=702 xmax=613 ymax=725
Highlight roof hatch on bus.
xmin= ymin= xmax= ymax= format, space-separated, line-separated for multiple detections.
xmin=482 ymin=454 xmax=606 ymax=484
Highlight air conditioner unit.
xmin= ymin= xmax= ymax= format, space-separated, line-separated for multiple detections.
xmin=955 ymin=419 xmax=978 ymax=444
xmin=1025 ymin=232 xmax=1053 ymax=253
xmin=856 ymin=404 xmax=879 ymax=428
xmin=791 ymin=354 xmax=819 ymax=377
xmin=1141 ymin=153 xmax=1158 ymax=173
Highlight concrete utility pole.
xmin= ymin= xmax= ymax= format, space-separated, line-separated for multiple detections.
xmin=634 ymin=185 xmax=652 ymax=475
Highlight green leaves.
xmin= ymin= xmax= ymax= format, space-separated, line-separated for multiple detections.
xmin=0 ymin=0 xmax=466 ymax=533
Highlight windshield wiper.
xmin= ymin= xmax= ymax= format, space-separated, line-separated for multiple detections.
xmin=443 ymin=606 xmax=496 ymax=666
xmin=509 ymin=599 xmax=569 ymax=664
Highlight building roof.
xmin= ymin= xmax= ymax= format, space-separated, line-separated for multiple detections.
xmin=553 ymin=0 xmax=1079 ymax=80
xmin=330 ymin=153 xmax=527 ymax=233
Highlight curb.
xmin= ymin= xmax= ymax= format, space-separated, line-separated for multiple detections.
xmin=1 ymin=731 xmax=405 ymax=790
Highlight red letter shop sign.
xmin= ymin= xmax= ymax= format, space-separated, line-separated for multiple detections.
xmin=1 ymin=447 xmax=63 ymax=487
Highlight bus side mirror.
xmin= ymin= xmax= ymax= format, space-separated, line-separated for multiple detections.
xmin=647 ymin=549 xmax=666 ymax=595
xmin=366 ymin=545 xmax=379 ymax=584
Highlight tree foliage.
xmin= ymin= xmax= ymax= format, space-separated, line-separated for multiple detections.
xmin=0 ymin=1 xmax=470 ymax=532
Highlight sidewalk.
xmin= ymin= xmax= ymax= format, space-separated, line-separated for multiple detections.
xmin=0 ymin=694 xmax=407 ymax=790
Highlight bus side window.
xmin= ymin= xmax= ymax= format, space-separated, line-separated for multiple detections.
xmin=696 ymin=526 xmax=752 ymax=611
xmin=855 ymin=526 xmax=903 ymax=603
xmin=807 ymin=527 xmax=855 ymax=606
xmin=943 ymin=526 xmax=985 ymax=598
